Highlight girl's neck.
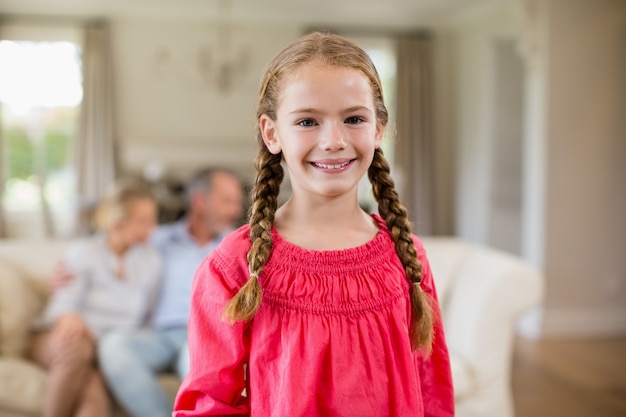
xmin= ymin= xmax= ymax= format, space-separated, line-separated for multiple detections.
xmin=274 ymin=196 xmax=379 ymax=251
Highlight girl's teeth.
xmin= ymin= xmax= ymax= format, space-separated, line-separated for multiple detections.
xmin=316 ymin=161 xmax=349 ymax=169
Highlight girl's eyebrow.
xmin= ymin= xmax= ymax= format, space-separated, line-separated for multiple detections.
xmin=289 ymin=105 xmax=371 ymax=115
xmin=344 ymin=106 xmax=371 ymax=113
xmin=289 ymin=108 xmax=318 ymax=115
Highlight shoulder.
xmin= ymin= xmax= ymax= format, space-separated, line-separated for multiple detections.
xmin=211 ymin=225 xmax=251 ymax=270
xmin=410 ymin=234 xmax=428 ymax=261
xmin=372 ymin=214 xmax=426 ymax=256
xmin=371 ymin=214 xmax=428 ymax=260
xmin=62 ymin=236 xmax=106 ymax=272
xmin=410 ymin=234 xmax=438 ymax=295
xmin=133 ymin=242 xmax=161 ymax=262
xmin=65 ymin=235 xmax=101 ymax=258
xmin=194 ymin=225 xmax=251 ymax=291
xmin=201 ymin=225 xmax=251 ymax=275
xmin=150 ymin=221 xmax=183 ymax=246
xmin=135 ymin=244 xmax=162 ymax=279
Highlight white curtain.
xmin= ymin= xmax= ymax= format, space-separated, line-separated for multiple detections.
xmin=394 ymin=34 xmax=437 ymax=235
xmin=76 ymin=20 xmax=117 ymax=234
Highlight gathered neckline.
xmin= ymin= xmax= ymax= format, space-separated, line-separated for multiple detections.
xmin=271 ymin=213 xmax=387 ymax=251
xmin=266 ymin=214 xmax=397 ymax=273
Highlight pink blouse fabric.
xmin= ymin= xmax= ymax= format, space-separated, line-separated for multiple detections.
xmin=173 ymin=215 xmax=454 ymax=417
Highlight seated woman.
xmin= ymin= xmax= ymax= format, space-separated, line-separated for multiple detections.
xmin=29 ymin=181 xmax=162 ymax=417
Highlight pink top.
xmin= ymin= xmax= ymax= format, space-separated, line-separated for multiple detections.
xmin=173 ymin=214 xmax=454 ymax=417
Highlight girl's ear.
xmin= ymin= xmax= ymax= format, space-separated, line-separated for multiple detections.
xmin=260 ymin=114 xmax=282 ymax=155
xmin=374 ymin=122 xmax=385 ymax=149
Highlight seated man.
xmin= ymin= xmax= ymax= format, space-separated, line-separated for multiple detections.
xmin=97 ymin=167 xmax=244 ymax=417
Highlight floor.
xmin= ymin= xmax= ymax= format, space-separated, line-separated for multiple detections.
xmin=512 ymin=336 xmax=626 ymax=417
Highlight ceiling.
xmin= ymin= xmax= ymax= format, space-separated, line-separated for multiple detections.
xmin=0 ymin=0 xmax=496 ymax=30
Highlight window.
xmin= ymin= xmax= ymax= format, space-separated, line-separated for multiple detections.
xmin=0 ymin=27 xmax=82 ymax=237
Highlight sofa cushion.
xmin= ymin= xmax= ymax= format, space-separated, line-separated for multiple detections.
xmin=0 ymin=358 xmax=46 ymax=415
xmin=0 ymin=263 xmax=43 ymax=357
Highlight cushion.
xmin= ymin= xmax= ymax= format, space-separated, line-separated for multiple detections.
xmin=0 ymin=262 xmax=44 ymax=357
xmin=0 ymin=358 xmax=46 ymax=415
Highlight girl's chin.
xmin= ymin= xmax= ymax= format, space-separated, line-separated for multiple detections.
xmin=311 ymin=185 xmax=360 ymax=198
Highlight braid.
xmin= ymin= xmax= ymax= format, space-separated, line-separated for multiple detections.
xmin=222 ymin=144 xmax=283 ymax=322
xmin=368 ymin=148 xmax=434 ymax=352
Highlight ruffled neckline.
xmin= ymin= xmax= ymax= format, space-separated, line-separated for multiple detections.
xmin=267 ymin=214 xmax=396 ymax=273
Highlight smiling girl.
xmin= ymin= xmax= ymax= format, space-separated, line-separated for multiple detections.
xmin=173 ymin=32 xmax=454 ymax=417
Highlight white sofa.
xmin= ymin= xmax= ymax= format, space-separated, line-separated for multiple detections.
xmin=0 ymin=237 xmax=543 ymax=417
xmin=424 ymin=238 xmax=543 ymax=417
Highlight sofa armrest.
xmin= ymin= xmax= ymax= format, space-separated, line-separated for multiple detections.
xmin=0 ymin=358 xmax=47 ymax=415
xmin=442 ymin=246 xmax=543 ymax=393
xmin=0 ymin=262 xmax=45 ymax=357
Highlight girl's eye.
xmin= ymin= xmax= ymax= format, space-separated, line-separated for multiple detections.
xmin=345 ymin=116 xmax=364 ymax=125
xmin=297 ymin=119 xmax=316 ymax=127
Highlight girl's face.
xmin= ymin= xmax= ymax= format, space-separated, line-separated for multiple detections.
xmin=117 ymin=198 xmax=157 ymax=245
xmin=260 ymin=62 xmax=383 ymax=201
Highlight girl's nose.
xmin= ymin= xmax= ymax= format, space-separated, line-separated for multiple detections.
xmin=320 ymin=123 xmax=346 ymax=151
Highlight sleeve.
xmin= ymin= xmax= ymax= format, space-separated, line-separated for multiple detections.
xmin=173 ymin=252 xmax=251 ymax=416
xmin=40 ymin=241 xmax=90 ymax=326
xmin=414 ymin=237 xmax=456 ymax=417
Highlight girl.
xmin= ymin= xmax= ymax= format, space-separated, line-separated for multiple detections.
xmin=174 ymin=32 xmax=454 ymax=416
xmin=30 ymin=181 xmax=161 ymax=417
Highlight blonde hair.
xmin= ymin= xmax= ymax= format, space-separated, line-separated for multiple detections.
xmin=222 ymin=32 xmax=433 ymax=351
xmin=93 ymin=181 xmax=155 ymax=231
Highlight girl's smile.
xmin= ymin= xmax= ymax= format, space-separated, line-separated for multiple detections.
xmin=309 ymin=158 xmax=356 ymax=172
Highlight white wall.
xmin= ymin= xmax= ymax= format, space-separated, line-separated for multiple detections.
xmin=110 ymin=18 xmax=302 ymax=183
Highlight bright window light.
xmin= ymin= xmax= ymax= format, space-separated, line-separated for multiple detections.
xmin=0 ymin=40 xmax=82 ymax=212
xmin=0 ymin=41 xmax=82 ymax=112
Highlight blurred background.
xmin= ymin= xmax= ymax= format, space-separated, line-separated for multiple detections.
xmin=0 ymin=0 xmax=624 ymax=415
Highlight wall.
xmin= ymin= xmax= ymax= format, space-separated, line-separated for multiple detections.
xmin=111 ymin=18 xmax=302 ymax=183
xmin=435 ymin=0 xmax=626 ymax=337
xmin=541 ymin=0 xmax=626 ymax=336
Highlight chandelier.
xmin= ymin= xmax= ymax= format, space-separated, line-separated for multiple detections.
xmin=152 ymin=0 xmax=251 ymax=94
xmin=196 ymin=0 xmax=251 ymax=93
